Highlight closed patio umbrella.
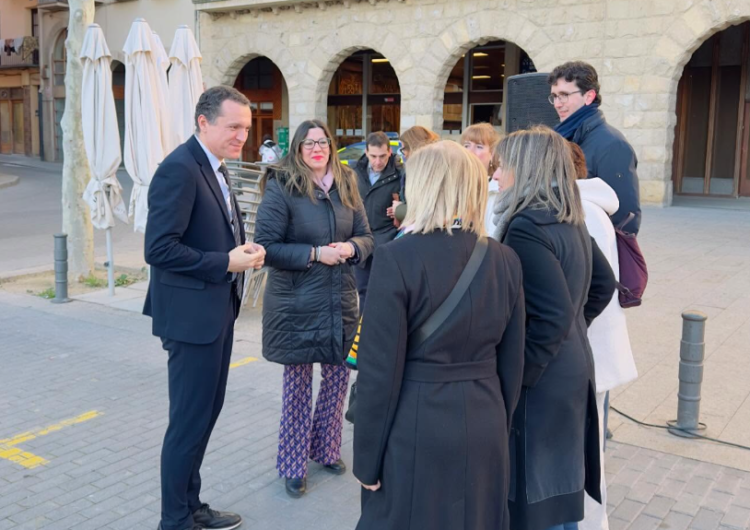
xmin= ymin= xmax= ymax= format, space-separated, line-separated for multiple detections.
xmin=122 ymin=18 xmax=170 ymax=233
xmin=151 ymin=31 xmax=174 ymax=154
xmin=168 ymin=25 xmax=204 ymax=147
xmin=80 ymin=23 xmax=127 ymax=295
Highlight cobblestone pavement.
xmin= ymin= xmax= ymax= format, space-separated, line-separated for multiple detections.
xmin=1 ymin=290 xmax=750 ymax=530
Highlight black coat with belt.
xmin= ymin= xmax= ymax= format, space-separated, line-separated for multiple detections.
xmin=501 ymin=208 xmax=615 ymax=530
xmin=254 ymin=167 xmax=374 ymax=365
xmin=353 ymin=230 xmax=526 ymax=530
xmin=352 ymin=154 xmax=404 ymax=250
xmin=143 ymin=136 xmax=245 ymax=345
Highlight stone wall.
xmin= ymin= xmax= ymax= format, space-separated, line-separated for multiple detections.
xmin=198 ymin=0 xmax=750 ymax=206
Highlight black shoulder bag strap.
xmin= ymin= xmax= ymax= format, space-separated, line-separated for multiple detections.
xmin=409 ymin=236 xmax=489 ymax=351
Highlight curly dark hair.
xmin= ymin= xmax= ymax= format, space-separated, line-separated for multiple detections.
xmin=547 ymin=61 xmax=602 ymax=105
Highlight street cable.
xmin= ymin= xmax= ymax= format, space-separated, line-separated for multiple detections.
xmin=610 ymin=405 xmax=750 ymax=452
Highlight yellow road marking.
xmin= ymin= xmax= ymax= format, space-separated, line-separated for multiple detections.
xmin=0 ymin=410 xmax=102 ymax=469
xmin=229 ymin=356 xmax=258 ymax=369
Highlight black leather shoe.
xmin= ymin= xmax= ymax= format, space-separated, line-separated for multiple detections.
xmin=285 ymin=477 xmax=307 ymax=498
xmin=192 ymin=504 xmax=242 ymax=530
xmin=323 ymin=459 xmax=347 ymax=475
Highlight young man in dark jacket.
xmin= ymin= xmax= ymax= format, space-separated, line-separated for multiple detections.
xmin=549 ymin=61 xmax=642 ymax=234
xmin=352 ymin=131 xmax=405 ymax=311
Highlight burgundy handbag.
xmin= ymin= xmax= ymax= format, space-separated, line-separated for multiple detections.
xmin=615 ymin=213 xmax=648 ymax=308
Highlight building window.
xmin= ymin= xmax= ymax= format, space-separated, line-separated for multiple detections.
xmin=327 ymin=50 xmax=401 ymax=147
xmin=442 ymin=41 xmax=536 ymax=134
xmin=31 ymin=9 xmax=39 ymax=37
xmin=53 ymin=30 xmax=67 ymax=87
xmin=239 ymin=58 xmax=274 ymax=91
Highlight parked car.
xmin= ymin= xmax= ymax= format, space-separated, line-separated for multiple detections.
xmin=338 ymin=139 xmax=403 ymax=166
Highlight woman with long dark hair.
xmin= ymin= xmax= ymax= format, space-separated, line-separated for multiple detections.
xmin=255 ymin=119 xmax=374 ymax=498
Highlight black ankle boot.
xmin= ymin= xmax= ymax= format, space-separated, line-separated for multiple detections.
xmin=285 ymin=477 xmax=306 ymax=498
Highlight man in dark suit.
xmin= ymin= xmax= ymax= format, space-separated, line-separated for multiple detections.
xmin=144 ymin=86 xmax=265 ymax=530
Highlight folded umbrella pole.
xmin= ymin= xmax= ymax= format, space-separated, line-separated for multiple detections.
xmin=80 ymin=23 xmax=126 ymax=296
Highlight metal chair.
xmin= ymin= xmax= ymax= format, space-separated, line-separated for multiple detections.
xmin=226 ymin=162 xmax=268 ymax=309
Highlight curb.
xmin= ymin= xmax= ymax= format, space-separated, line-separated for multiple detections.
xmin=0 ymin=261 xmax=146 ymax=282
xmin=0 ymin=174 xmax=19 ymax=190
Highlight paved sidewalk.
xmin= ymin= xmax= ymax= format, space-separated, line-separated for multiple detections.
xmin=1 ymin=290 xmax=750 ymax=530
xmin=61 ymin=205 xmax=750 ymax=471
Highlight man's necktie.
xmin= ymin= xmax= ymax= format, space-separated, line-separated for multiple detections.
xmin=218 ymin=163 xmax=244 ymax=301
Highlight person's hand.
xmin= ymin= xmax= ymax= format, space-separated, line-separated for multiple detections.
xmin=357 ymin=479 xmax=381 ymax=492
xmin=228 ymin=243 xmax=263 ymax=272
xmin=329 ymin=242 xmax=355 ymax=263
xmin=387 ymin=200 xmax=402 ymax=219
xmin=318 ymin=245 xmax=342 ymax=266
xmin=244 ymin=242 xmax=265 ymax=270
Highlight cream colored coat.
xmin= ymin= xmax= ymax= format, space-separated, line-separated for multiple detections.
xmin=577 ymin=178 xmax=638 ymax=392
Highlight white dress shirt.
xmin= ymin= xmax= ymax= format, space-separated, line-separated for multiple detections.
xmin=195 ymin=135 xmax=232 ymax=215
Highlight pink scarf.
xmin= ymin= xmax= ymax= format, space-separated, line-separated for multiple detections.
xmin=313 ymin=166 xmax=334 ymax=194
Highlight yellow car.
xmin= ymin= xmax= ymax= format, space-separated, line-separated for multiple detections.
xmin=338 ymin=140 xmax=403 ymax=166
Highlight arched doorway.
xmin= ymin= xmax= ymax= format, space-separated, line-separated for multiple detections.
xmin=673 ymin=22 xmax=750 ymax=198
xmin=327 ymin=50 xmax=400 ymax=148
xmin=52 ymin=29 xmax=67 ymax=162
xmin=234 ymin=56 xmax=289 ymax=162
xmin=111 ymin=60 xmax=125 ymax=159
xmin=441 ymin=40 xmax=536 ymax=135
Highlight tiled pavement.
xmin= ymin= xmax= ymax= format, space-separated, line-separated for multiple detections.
xmin=1 ymin=289 xmax=750 ymax=530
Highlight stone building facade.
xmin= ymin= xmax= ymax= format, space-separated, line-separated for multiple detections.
xmin=196 ymin=0 xmax=750 ymax=205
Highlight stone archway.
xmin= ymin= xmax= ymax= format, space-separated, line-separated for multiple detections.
xmin=306 ymin=28 xmax=410 ymax=124
xmin=651 ymin=0 xmax=750 ymax=203
xmin=231 ymin=56 xmax=290 ymax=162
xmin=422 ymin=11 xmax=554 ymax=132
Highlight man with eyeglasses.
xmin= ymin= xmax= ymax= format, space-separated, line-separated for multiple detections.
xmin=548 ymin=61 xmax=641 ymax=235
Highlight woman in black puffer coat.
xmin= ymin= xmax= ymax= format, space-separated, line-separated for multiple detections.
xmin=254 ymin=119 xmax=373 ymax=499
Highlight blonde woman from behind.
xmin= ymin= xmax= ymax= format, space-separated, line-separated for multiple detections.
xmin=354 ymin=141 xmax=525 ymax=530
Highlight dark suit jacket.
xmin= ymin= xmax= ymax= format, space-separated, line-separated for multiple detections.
xmin=143 ymin=136 xmax=246 ymax=345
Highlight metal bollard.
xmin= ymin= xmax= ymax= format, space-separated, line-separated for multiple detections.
xmin=52 ymin=233 xmax=71 ymax=304
xmin=667 ymin=311 xmax=707 ymax=438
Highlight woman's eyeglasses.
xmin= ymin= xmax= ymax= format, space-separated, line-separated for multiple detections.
xmin=301 ymin=138 xmax=332 ymax=150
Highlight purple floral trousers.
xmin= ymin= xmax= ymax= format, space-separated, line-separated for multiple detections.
xmin=277 ymin=363 xmax=350 ymax=479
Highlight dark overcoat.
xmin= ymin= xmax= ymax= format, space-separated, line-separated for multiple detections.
xmin=573 ymin=110 xmax=641 ymax=234
xmin=502 ymin=209 xmax=615 ymax=530
xmin=352 ymin=154 xmax=404 ymax=249
xmin=353 ymin=230 xmax=526 ymax=530
xmin=254 ymin=168 xmax=374 ymax=365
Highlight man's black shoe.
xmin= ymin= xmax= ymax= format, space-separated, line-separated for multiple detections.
xmin=157 ymin=524 xmax=204 ymax=530
xmin=192 ymin=504 xmax=242 ymax=530
xmin=285 ymin=477 xmax=307 ymax=498
xmin=323 ymin=459 xmax=347 ymax=475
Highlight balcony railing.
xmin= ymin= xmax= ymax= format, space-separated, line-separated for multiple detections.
xmin=0 ymin=42 xmax=39 ymax=69
xmin=37 ymin=0 xmax=69 ymax=11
